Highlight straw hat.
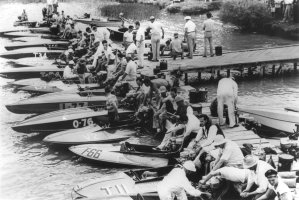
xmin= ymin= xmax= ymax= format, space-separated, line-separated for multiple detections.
xmin=243 ymin=155 xmax=258 ymax=169
xmin=183 ymin=160 xmax=196 ymax=172
xmin=159 ymin=86 xmax=167 ymax=93
xmin=213 ymin=135 xmax=227 ymax=147
xmin=184 ymin=16 xmax=191 ymax=20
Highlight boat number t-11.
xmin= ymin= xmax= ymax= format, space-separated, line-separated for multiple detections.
xmin=101 ymin=184 xmax=130 ymax=196
xmin=81 ymin=148 xmax=102 ymax=158
xmin=59 ymin=102 xmax=88 ymax=109
xmin=72 ymin=118 xmax=93 ymax=128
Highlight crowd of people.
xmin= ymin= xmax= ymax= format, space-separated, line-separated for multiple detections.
xmin=268 ymin=0 xmax=299 ymax=23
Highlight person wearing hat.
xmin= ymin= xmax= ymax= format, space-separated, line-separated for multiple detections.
xmin=169 ymin=33 xmax=184 ymax=60
xmin=119 ymin=12 xmax=130 ymax=28
xmin=105 ymin=85 xmax=119 ymax=123
xmin=95 ymin=40 xmax=115 ymax=73
xmin=184 ymin=16 xmax=196 ymax=59
xmin=123 ymin=25 xmax=134 ymax=50
xmin=157 ymin=160 xmax=209 ymax=200
xmin=135 ymin=21 xmax=145 ymax=68
xmin=259 ymin=169 xmax=292 ymax=200
xmin=217 ymin=77 xmax=238 ymax=128
xmin=203 ymin=12 xmax=215 ymax=57
xmin=209 ymin=135 xmax=244 ymax=172
xmin=119 ymin=55 xmax=137 ymax=85
xmin=147 ymin=16 xmax=164 ymax=62
xmin=240 ymin=155 xmax=275 ymax=199
xmin=153 ymin=86 xmax=175 ymax=135
xmin=125 ymin=42 xmax=137 ymax=59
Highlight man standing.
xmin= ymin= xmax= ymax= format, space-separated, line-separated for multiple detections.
xmin=217 ymin=77 xmax=238 ymax=128
xmin=157 ymin=160 xmax=206 ymax=200
xmin=147 ymin=16 xmax=164 ymax=62
xmin=184 ymin=16 xmax=196 ymax=59
xmin=123 ymin=25 xmax=134 ymax=50
xmin=203 ymin=12 xmax=215 ymax=57
xmin=135 ymin=21 xmax=145 ymax=68
xmin=282 ymin=0 xmax=293 ymax=22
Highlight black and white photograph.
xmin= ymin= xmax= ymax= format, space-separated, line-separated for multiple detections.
xmin=0 ymin=0 xmax=298 ymax=199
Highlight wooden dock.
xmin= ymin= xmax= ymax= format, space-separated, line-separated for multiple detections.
xmin=141 ymin=44 xmax=299 ymax=84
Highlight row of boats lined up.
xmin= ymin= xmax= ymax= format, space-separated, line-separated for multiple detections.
xmin=2 ymin=17 xmax=299 ymax=200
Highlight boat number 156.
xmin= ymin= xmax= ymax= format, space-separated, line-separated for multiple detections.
xmin=72 ymin=118 xmax=93 ymax=128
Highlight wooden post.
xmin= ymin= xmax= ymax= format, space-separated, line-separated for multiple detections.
xmin=217 ymin=70 xmax=221 ymax=79
xmin=227 ymin=69 xmax=230 ymax=77
xmin=248 ymin=67 xmax=253 ymax=77
xmin=185 ymin=73 xmax=188 ymax=85
xmin=294 ymin=63 xmax=298 ymax=74
xmin=262 ymin=66 xmax=266 ymax=77
xmin=276 ymin=64 xmax=282 ymax=76
xmin=272 ymin=65 xmax=275 ymax=77
xmin=198 ymin=72 xmax=201 ymax=82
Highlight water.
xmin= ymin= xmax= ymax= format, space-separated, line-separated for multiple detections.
xmin=0 ymin=1 xmax=298 ymax=200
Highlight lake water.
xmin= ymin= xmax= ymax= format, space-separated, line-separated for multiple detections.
xmin=0 ymin=1 xmax=298 ymax=200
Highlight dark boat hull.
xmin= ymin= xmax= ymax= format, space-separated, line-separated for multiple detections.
xmin=74 ymin=18 xmax=122 ymax=27
xmin=14 ymin=21 xmax=38 ymax=27
xmin=0 ymin=68 xmax=64 ymax=79
xmin=107 ymin=27 xmax=125 ymax=41
xmin=5 ymin=41 xmax=69 ymax=51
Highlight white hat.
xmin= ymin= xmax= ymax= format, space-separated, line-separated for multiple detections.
xmin=150 ymin=16 xmax=155 ymax=20
xmin=243 ymin=155 xmax=258 ymax=169
xmin=183 ymin=160 xmax=196 ymax=172
xmin=69 ymin=60 xmax=75 ymax=65
xmin=213 ymin=135 xmax=227 ymax=146
xmin=159 ymin=86 xmax=167 ymax=93
xmin=184 ymin=16 xmax=191 ymax=20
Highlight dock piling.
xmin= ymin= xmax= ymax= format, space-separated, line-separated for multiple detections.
xmin=227 ymin=69 xmax=230 ymax=77
xmin=184 ymin=73 xmax=188 ymax=85
xmin=197 ymin=72 xmax=201 ymax=82
xmin=272 ymin=65 xmax=276 ymax=77
xmin=294 ymin=63 xmax=298 ymax=74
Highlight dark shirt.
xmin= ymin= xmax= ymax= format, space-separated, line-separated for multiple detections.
xmin=175 ymin=104 xmax=188 ymax=122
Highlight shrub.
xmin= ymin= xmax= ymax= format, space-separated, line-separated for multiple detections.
xmin=219 ymin=1 xmax=273 ymax=32
xmin=166 ymin=5 xmax=182 ymax=13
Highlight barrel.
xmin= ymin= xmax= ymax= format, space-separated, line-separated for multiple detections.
xmin=160 ymin=60 xmax=168 ymax=70
xmin=153 ymin=66 xmax=160 ymax=75
xmin=215 ymin=46 xmax=222 ymax=56
xmin=198 ymin=88 xmax=208 ymax=102
xmin=189 ymin=89 xmax=199 ymax=103
xmin=148 ymin=52 xmax=153 ymax=61
xmin=278 ymin=154 xmax=294 ymax=171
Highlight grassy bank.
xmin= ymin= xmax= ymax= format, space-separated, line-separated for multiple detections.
xmin=100 ymin=3 xmax=162 ymax=21
xmin=166 ymin=0 xmax=222 ymax=15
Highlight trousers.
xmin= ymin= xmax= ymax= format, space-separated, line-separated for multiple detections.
xmin=186 ymin=32 xmax=196 ymax=58
xmin=217 ymin=94 xmax=236 ymax=127
xmin=137 ymin=41 xmax=145 ymax=67
xmin=151 ymin=34 xmax=161 ymax=60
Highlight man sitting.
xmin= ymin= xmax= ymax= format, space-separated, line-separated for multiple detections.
xmin=169 ymin=32 xmax=184 ymax=60
xmin=63 ymin=60 xmax=78 ymax=79
xmin=105 ymin=86 xmax=119 ymax=123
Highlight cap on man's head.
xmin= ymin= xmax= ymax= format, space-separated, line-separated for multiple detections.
xmin=184 ymin=16 xmax=191 ymax=20
xmin=175 ymin=95 xmax=184 ymax=103
xmin=69 ymin=60 xmax=75 ymax=65
xmin=159 ymin=86 xmax=167 ymax=93
xmin=183 ymin=160 xmax=196 ymax=172
xmin=150 ymin=16 xmax=155 ymax=20
xmin=265 ymin=169 xmax=278 ymax=178
xmin=119 ymin=12 xmax=124 ymax=16
xmin=174 ymin=32 xmax=179 ymax=37
xmin=243 ymin=155 xmax=258 ymax=169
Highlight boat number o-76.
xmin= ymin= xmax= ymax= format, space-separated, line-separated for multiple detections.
xmin=72 ymin=118 xmax=93 ymax=128
xmin=81 ymin=148 xmax=101 ymax=159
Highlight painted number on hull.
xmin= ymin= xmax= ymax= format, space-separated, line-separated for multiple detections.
xmin=33 ymin=52 xmax=47 ymax=58
xmin=59 ymin=102 xmax=88 ymax=110
xmin=100 ymin=184 xmax=130 ymax=196
xmin=81 ymin=148 xmax=101 ymax=158
xmin=72 ymin=118 xmax=93 ymax=128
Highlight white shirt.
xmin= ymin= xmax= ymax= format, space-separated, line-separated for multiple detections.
xmin=148 ymin=21 xmax=163 ymax=36
xmin=220 ymin=140 xmax=244 ymax=167
xmin=63 ymin=65 xmax=78 ymax=79
xmin=195 ymin=125 xmax=218 ymax=148
xmin=103 ymin=28 xmax=110 ymax=41
xmin=268 ymin=178 xmax=293 ymax=200
xmin=184 ymin=20 xmax=196 ymax=33
xmin=185 ymin=106 xmax=201 ymax=137
xmin=217 ymin=78 xmax=238 ymax=98
xmin=136 ymin=28 xmax=145 ymax=42
xmin=93 ymin=30 xmax=104 ymax=42
xmin=215 ymin=167 xmax=250 ymax=183
xmin=124 ymin=60 xmax=137 ymax=81
xmin=103 ymin=47 xmax=115 ymax=60
xmin=203 ymin=18 xmax=215 ymax=32
xmin=157 ymin=168 xmax=202 ymax=197
xmin=53 ymin=0 xmax=58 ymax=4
xmin=246 ymin=160 xmax=274 ymax=194
xmin=126 ymin=43 xmax=137 ymax=55
xmin=123 ymin=31 xmax=134 ymax=43
xmin=284 ymin=0 xmax=293 ymax=4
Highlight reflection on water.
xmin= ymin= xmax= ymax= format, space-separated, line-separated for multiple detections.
xmin=0 ymin=2 xmax=298 ymax=200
